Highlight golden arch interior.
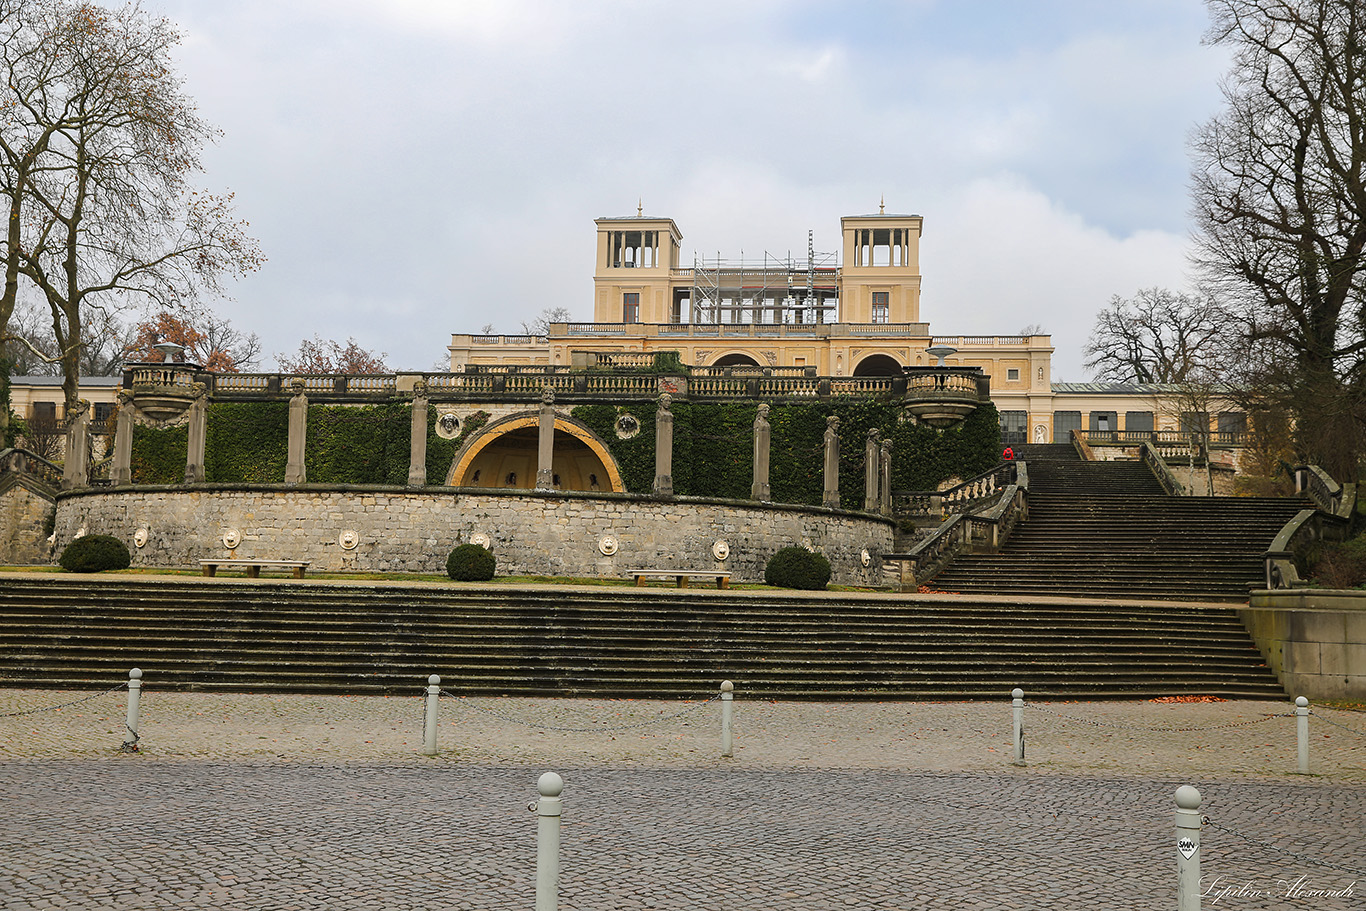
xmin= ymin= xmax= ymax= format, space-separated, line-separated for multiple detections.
xmin=448 ymin=417 xmax=623 ymax=492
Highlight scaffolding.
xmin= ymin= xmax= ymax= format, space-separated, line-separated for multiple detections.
xmin=689 ymin=231 xmax=839 ymax=325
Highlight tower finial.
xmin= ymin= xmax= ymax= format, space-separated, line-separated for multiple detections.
xmin=637 ymin=198 xmax=643 ymax=217
xmin=879 ymin=195 xmax=885 ymax=215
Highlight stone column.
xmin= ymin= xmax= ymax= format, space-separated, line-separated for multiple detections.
xmin=863 ymin=428 xmax=880 ymax=512
xmin=62 ymin=401 xmax=90 ymax=490
xmin=536 ymin=386 xmax=555 ymax=490
xmin=111 ymin=391 xmax=134 ymax=487
xmin=183 ymin=385 xmax=208 ymax=484
xmin=408 ymin=381 xmax=428 ymax=488
xmin=822 ymin=415 xmax=841 ymax=508
xmin=751 ymin=403 xmax=771 ymax=501
xmin=879 ymin=438 xmax=893 ymax=516
xmin=285 ymin=379 xmax=308 ymax=485
xmin=653 ymin=393 xmax=674 ymax=497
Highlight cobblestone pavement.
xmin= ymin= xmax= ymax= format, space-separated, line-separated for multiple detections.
xmin=1 ymin=689 xmax=1364 ymax=909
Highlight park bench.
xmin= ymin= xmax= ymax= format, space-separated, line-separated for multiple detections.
xmin=628 ymin=570 xmax=731 ymax=589
xmin=199 ymin=559 xmax=311 ymax=579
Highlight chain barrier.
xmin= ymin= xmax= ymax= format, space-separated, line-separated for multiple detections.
xmin=1203 ymin=816 xmax=1366 ymax=879
xmin=0 ymin=682 xmax=129 ymax=718
xmin=1025 ymin=702 xmax=1294 ymax=733
xmin=440 ymin=689 xmax=720 ymax=734
xmin=1310 ymin=709 xmax=1366 ymax=738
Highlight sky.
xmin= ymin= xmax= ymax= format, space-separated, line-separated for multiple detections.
xmin=147 ymin=0 xmax=1232 ymax=380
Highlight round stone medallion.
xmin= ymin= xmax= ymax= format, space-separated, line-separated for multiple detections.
xmin=860 ymin=548 xmax=872 ymax=567
xmin=133 ymin=527 xmax=149 ymax=548
xmin=598 ymin=535 xmax=619 ymax=556
xmin=712 ymin=539 xmax=730 ymax=561
xmin=222 ymin=528 xmax=241 ymax=549
xmin=436 ymin=412 xmax=462 ymax=440
xmin=614 ymin=414 xmax=640 ymax=440
xmin=470 ymin=532 xmax=491 ymax=549
xmin=339 ymin=530 xmax=359 ymax=551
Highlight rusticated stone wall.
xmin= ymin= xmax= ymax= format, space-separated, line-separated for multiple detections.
xmin=52 ymin=486 xmax=894 ymax=586
xmin=0 ymin=479 xmax=55 ymax=565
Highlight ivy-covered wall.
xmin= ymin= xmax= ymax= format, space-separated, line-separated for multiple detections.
xmin=131 ymin=425 xmax=188 ymax=484
xmin=572 ymin=399 xmax=1001 ymax=507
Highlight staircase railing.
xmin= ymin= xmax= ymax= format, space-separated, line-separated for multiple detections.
xmin=0 ymin=447 xmax=63 ymax=492
xmin=1293 ymin=464 xmax=1356 ymax=519
xmin=1069 ymin=428 xmax=1095 ymax=461
xmin=890 ymin=460 xmax=1018 ymax=519
xmin=1140 ymin=441 xmax=1186 ymax=496
xmin=1262 ymin=507 xmax=1351 ymax=590
xmin=885 ymin=473 xmax=1029 ymax=590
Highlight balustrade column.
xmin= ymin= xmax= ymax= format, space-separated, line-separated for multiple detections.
xmin=183 ymin=387 xmax=208 ymax=484
xmin=863 ymin=428 xmax=880 ymax=512
xmin=654 ymin=393 xmax=674 ymax=497
xmin=285 ymin=380 xmax=308 ymax=485
xmin=62 ymin=402 xmax=90 ymax=490
xmin=408 ymin=383 xmax=428 ymax=488
xmin=536 ymin=386 xmax=556 ymax=490
xmin=751 ymin=404 xmax=771 ymax=502
xmin=111 ymin=391 xmax=134 ymax=486
xmin=822 ymin=416 xmax=841 ymax=508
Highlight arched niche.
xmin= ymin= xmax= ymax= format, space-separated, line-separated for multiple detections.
xmin=446 ymin=412 xmax=625 ymax=492
xmin=852 ymin=353 xmax=903 ymax=376
xmin=711 ymin=353 xmax=762 ymax=368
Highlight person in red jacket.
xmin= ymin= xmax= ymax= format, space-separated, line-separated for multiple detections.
xmin=1002 ymin=446 xmax=1015 ymax=461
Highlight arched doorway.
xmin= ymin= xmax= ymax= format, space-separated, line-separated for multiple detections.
xmin=711 ymin=353 xmax=761 ymax=368
xmin=852 ymin=353 xmax=903 ymax=376
xmin=447 ymin=414 xmax=624 ymax=492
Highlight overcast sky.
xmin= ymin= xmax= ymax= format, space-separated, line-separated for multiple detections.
xmin=148 ymin=0 xmax=1231 ymax=379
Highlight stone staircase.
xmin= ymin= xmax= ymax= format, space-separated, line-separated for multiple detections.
xmin=0 ymin=577 xmax=1285 ymax=699
xmin=929 ymin=445 xmax=1307 ymax=602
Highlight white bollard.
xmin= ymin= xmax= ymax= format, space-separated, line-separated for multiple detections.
xmin=1175 ymin=785 xmax=1202 ymax=911
xmin=720 ymin=680 xmax=734 ymax=758
xmin=1011 ymin=687 xmax=1025 ymax=766
xmin=534 ymin=771 xmax=563 ymax=911
xmin=423 ymin=674 xmax=441 ymax=756
xmin=1295 ymin=696 xmax=1309 ymax=774
xmin=121 ymin=668 xmax=142 ymax=753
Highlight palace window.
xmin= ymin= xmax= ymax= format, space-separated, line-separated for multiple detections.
xmin=1007 ymin=368 xmax=1020 ymax=382
xmin=623 ymin=292 xmax=640 ymax=323
xmin=871 ymin=291 xmax=889 ymax=324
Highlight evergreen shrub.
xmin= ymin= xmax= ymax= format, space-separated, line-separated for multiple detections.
xmin=764 ymin=545 xmax=831 ymax=590
xmin=59 ymin=534 xmax=131 ymax=572
xmin=447 ymin=543 xmax=496 ymax=581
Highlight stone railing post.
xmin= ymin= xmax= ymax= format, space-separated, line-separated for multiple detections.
xmin=1295 ymin=696 xmax=1309 ymax=773
xmin=536 ymin=386 xmax=556 ymax=490
xmin=534 ymin=772 xmax=563 ymax=911
xmin=720 ymin=680 xmax=734 ymax=758
xmin=1174 ymin=786 xmax=1202 ymax=911
xmin=423 ymin=673 xmax=440 ymax=756
xmin=285 ymin=379 xmax=308 ymax=485
xmin=121 ymin=667 xmax=142 ymax=753
xmin=183 ymin=386 xmax=208 ymax=484
xmin=879 ymin=439 xmax=892 ymax=516
xmin=751 ymin=405 xmax=771 ymax=501
xmin=863 ymin=428 xmax=880 ymax=512
xmin=654 ymin=393 xmax=674 ymax=497
xmin=822 ymin=416 xmax=840 ymax=508
xmin=408 ymin=382 xmax=428 ymax=488
xmin=62 ymin=401 xmax=90 ymax=490
xmin=111 ymin=391 xmax=135 ymax=486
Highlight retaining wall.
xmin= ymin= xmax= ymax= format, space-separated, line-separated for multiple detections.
xmin=52 ymin=485 xmax=894 ymax=586
xmin=1241 ymin=590 xmax=1366 ymax=700
xmin=0 ymin=479 xmax=55 ymax=565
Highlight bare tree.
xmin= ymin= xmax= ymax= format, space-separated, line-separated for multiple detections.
xmin=1084 ymin=288 xmax=1229 ymax=384
xmin=520 ymin=307 xmax=572 ymax=336
xmin=277 ymin=336 xmax=389 ymax=375
xmin=3 ymin=1 xmax=261 ymax=422
xmin=122 ymin=307 xmax=259 ymax=372
xmin=1191 ymin=0 xmax=1366 ymax=479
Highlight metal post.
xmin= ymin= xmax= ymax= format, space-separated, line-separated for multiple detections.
xmin=1011 ymin=687 xmax=1025 ymax=766
xmin=535 ymin=772 xmax=563 ymax=911
xmin=1295 ymin=696 xmax=1309 ymax=774
xmin=720 ymin=680 xmax=734 ymax=758
xmin=121 ymin=668 xmax=142 ymax=753
xmin=1175 ymin=785 xmax=1202 ymax=911
xmin=423 ymin=674 xmax=441 ymax=756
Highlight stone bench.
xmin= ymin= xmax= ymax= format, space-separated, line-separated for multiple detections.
xmin=199 ymin=559 xmax=310 ymax=579
xmin=628 ymin=570 xmax=731 ymax=590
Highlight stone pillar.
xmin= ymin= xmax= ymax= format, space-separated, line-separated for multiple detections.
xmin=285 ymin=379 xmax=308 ymax=485
xmin=751 ymin=403 xmax=771 ymax=501
xmin=654 ymin=393 xmax=674 ymax=497
xmin=62 ymin=401 xmax=90 ymax=490
xmin=863 ymin=428 xmax=880 ymax=512
xmin=183 ymin=386 xmax=208 ymax=484
xmin=822 ymin=415 xmax=841 ymax=508
xmin=111 ymin=391 xmax=134 ymax=487
xmin=879 ymin=438 xmax=893 ymax=516
xmin=536 ymin=386 xmax=556 ymax=490
xmin=408 ymin=382 xmax=428 ymax=488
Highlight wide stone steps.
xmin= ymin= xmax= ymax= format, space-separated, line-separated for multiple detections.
xmin=0 ymin=577 xmax=1285 ymax=699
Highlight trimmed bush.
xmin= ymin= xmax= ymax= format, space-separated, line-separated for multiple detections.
xmin=59 ymin=534 xmax=131 ymax=573
xmin=764 ymin=545 xmax=831 ymax=591
xmin=447 ymin=543 xmax=496 ymax=581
